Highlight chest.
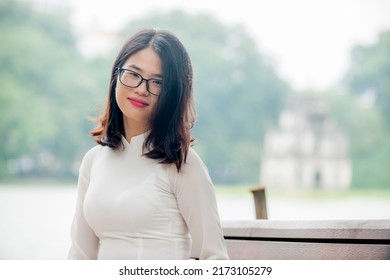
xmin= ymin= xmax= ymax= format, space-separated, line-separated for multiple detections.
xmin=83 ymin=153 xmax=180 ymax=234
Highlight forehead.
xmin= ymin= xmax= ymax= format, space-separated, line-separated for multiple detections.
xmin=123 ymin=47 xmax=162 ymax=76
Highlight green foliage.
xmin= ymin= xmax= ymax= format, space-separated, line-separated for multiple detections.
xmin=326 ymin=91 xmax=389 ymax=189
xmin=0 ymin=0 xmax=99 ymax=177
xmin=345 ymin=30 xmax=390 ymax=127
xmin=338 ymin=30 xmax=390 ymax=189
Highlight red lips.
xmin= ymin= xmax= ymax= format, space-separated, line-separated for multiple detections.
xmin=128 ymin=97 xmax=149 ymax=108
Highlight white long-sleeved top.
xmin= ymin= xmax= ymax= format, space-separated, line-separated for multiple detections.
xmin=68 ymin=133 xmax=229 ymax=260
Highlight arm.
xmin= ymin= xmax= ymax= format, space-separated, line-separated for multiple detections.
xmin=67 ymin=151 xmax=99 ymax=259
xmin=173 ymin=148 xmax=229 ymax=260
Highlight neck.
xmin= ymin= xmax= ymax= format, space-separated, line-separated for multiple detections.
xmin=123 ymin=118 xmax=148 ymax=142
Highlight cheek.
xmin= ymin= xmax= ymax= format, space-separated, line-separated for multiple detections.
xmin=115 ymin=83 xmax=122 ymax=98
xmin=115 ymin=86 xmax=126 ymax=110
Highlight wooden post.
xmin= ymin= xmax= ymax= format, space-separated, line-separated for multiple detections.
xmin=250 ymin=185 xmax=268 ymax=219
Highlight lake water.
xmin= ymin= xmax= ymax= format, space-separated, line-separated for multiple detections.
xmin=1 ymin=185 xmax=389 ymax=259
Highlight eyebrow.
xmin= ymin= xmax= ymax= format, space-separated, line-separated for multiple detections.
xmin=126 ymin=64 xmax=163 ymax=79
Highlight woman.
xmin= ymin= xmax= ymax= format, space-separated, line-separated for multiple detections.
xmin=68 ymin=29 xmax=229 ymax=260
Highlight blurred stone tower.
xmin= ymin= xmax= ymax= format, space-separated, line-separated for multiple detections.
xmin=260 ymin=96 xmax=352 ymax=190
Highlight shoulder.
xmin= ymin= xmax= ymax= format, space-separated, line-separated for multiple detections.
xmin=183 ymin=147 xmax=209 ymax=174
xmin=167 ymin=147 xmax=207 ymax=175
xmin=168 ymin=147 xmax=213 ymax=192
xmin=79 ymin=144 xmax=107 ymax=172
xmin=83 ymin=144 xmax=105 ymax=162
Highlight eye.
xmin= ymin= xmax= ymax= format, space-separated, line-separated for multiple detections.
xmin=127 ymin=70 xmax=140 ymax=78
xmin=151 ymin=79 xmax=163 ymax=87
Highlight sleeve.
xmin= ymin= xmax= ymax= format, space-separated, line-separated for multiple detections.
xmin=67 ymin=150 xmax=99 ymax=259
xmin=172 ymin=148 xmax=229 ymax=260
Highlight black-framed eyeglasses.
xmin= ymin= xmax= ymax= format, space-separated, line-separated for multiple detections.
xmin=116 ymin=68 xmax=163 ymax=96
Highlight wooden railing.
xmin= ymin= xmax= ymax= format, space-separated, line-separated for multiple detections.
xmin=222 ymin=186 xmax=390 ymax=259
xmin=222 ymin=219 xmax=390 ymax=259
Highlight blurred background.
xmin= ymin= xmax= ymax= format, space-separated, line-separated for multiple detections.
xmin=1 ymin=0 xmax=390 ymax=259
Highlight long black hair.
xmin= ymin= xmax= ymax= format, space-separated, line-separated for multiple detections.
xmin=91 ymin=29 xmax=196 ymax=171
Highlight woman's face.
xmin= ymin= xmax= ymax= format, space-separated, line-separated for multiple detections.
xmin=115 ymin=47 xmax=162 ymax=133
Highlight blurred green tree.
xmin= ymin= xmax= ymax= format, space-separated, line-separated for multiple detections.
xmin=327 ymin=91 xmax=389 ymax=189
xmin=345 ymin=30 xmax=390 ymax=126
xmin=332 ymin=30 xmax=390 ymax=188
xmin=0 ymin=0 xmax=99 ymax=178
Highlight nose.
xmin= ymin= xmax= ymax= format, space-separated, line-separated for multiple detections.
xmin=134 ymin=80 xmax=149 ymax=96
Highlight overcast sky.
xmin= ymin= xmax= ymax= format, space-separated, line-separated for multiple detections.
xmin=60 ymin=0 xmax=390 ymax=91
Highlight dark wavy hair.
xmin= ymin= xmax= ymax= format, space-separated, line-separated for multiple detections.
xmin=90 ymin=29 xmax=196 ymax=171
